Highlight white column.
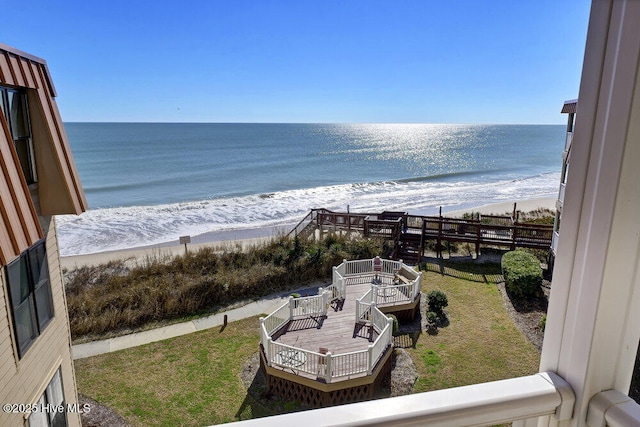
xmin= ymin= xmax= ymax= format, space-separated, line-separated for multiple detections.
xmin=531 ymin=2 xmax=640 ymax=426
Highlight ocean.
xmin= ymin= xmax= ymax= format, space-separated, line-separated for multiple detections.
xmin=57 ymin=123 xmax=564 ymax=256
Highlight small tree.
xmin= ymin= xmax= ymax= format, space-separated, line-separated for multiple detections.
xmin=427 ymin=290 xmax=448 ymax=314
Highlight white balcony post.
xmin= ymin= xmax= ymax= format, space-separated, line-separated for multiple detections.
xmin=266 ymin=337 xmax=272 ymax=366
xmin=325 ymin=351 xmax=333 ymax=383
xmin=387 ymin=318 xmax=393 ymax=345
xmin=367 ymin=345 xmax=373 ymax=375
xmin=288 ymin=296 xmax=294 ymax=320
xmin=530 ymin=2 xmax=640 ymax=426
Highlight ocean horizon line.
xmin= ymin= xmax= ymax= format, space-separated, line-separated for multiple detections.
xmin=63 ymin=121 xmax=565 ymax=126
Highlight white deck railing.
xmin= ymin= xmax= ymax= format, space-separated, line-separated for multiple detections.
xmin=262 ymin=302 xmax=290 ymax=336
xmin=369 ymin=311 xmax=392 ymax=372
xmin=261 ymin=257 xmax=416 ymax=383
xmin=290 ymin=294 xmax=327 ymax=318
xmin=330 ymin=349 xmax=369 ymax=379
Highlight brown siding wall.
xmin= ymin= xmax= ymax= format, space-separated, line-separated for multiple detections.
xmin=0 ymin=108 xmax=43 ymax=265
xmin=0 ymin=217 xmax=80 ymax=427
xmin=0 ymin=44 xmax=87 ymax=263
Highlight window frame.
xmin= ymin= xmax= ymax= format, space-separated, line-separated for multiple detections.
xmin=0 ymin=86 xmax=37 ymax=184
xmin=5 ymin=239 xmax=54 ymax=359
xmin=27 ymin=367 xmax=67 ymax=427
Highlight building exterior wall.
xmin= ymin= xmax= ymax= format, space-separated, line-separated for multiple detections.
xmin=0 ymin=44 xmax=85 ymax=427
xmin=0 ymin=216 xmax=80 ymax=426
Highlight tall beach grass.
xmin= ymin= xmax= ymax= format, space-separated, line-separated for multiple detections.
xmin=65 ymin=234 xmax=384 ymax=339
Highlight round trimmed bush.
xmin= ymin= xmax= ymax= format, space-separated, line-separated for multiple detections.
xmin=501 ymin=250 xmax=543 ymax=298
xmin=427 ymin=290 xmax=448 ymax=313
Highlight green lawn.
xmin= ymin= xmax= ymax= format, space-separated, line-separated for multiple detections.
xmin=411 ymin=262 xmax=540 ymax=392
xmin=74 ymin=316 xmax=269 ymax=426
xmin=74 ymin=262 xmax=541 ymax=426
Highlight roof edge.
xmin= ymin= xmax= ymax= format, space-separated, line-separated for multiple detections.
xmin=0 ymin=43 xmax=57 ymax=97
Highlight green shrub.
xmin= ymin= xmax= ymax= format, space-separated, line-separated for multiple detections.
xmin=427 ymin=290 xmax=448 ymax=314
xmin=501 ymin=250 xmax=543 ymax=298
xmin=426 ymin=311 xmax=439 ymax=329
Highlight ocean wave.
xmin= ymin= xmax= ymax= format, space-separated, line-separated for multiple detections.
xmin=56 ymin=172 xmax=561 ymax=256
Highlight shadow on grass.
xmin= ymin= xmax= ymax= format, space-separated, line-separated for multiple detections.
xmin=421 ymin=258 xmax=503 ymax=284
xmin=504 ymin=286 xmax=549 ymax=314
xmin=235 ymin=353 xmax=307 ymax=421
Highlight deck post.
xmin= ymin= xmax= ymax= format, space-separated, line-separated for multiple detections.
xmin=437 ymin=215 xmax=443 ymax=258
xmin=476 ymin=220 xmax=481 ymax=257
xmin=266 ymin=337 xmax=272 ymax=366
xmin=325 ymin=351 xmax=333 ymax=383
xmin=289 ymin=296 xmax=294 ymax=320
xmin=387 ymin=318 xmax=393 ymax=345
xmin=321 ymin=289 xmax=328 ymax=315
xmin=367 ymin=345 xmax=374 ymax=375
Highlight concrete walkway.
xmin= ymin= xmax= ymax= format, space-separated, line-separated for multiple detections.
xmin=72 ymin=284 xmax=324 ymax=360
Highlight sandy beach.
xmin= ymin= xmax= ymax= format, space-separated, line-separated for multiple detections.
xmin=60 ymin=196 xmax=556 ymax=270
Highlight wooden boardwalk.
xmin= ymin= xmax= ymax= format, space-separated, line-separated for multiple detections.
xmin=289 ymin=208 xmax=554 ymax=263
xmin=274 ymin=283 xmax=378 ymax=356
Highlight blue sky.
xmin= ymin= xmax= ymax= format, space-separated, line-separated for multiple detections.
xmin=4 ymin=1 xmax=590 ymax=124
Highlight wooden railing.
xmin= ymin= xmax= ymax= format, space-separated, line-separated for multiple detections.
xmin=287 ymin=209 xmax=317 ymax=238
xmin=294 ymin=208 xmax=554 ymax=255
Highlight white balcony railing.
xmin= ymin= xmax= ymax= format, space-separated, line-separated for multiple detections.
xmin=551 ymin=231 xmax=560 ymax=255
xmin=565 ymin=131 xmax=573 ymax=152
xmin=224 ymin=372 xmax=576 ymax=426
xmin=558 ymin=182 xmax=566 ymax=204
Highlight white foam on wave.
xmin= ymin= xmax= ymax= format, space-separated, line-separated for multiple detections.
xmin=56 ymin=172 xmax=561 ymax=256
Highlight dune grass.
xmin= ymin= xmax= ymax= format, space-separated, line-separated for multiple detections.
xmin=74 ymin=261 xmax=541 ymax=426
xmin=66 ymin=234 xmax=384 ymax=339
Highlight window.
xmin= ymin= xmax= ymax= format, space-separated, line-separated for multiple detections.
xmin=28 ymin=368 xmax=67 ymax=427
xmin=6 ymin=239 xmax=54 ymax=358
xmin=0 ymin=86 xmax=36 ymax=184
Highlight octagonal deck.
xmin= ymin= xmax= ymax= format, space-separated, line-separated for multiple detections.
xmin=271 ymin=283 xmax=379 ymax=378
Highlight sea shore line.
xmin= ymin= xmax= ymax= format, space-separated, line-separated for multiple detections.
xmin=60 ymin=196 xmax=556 ymax=270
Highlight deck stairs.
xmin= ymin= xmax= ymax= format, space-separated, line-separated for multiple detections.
xmin=296 ymin=221 xmax=318 ymax=239
xmin=396 ymin=232 xmax=422 ymax=265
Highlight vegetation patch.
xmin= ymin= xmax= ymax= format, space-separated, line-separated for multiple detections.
xmin=501 ymin=250 xmax=543 ymax=298
xmin=75 ymin=261 xmax=541 ymax=425
xmin=65 ymin=234 xmax=383 ymax=339
xmin=409 ymin=264 xmax=540 ymax=393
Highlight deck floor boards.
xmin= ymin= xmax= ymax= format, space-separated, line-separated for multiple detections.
xmin=275 ymin=283 xmax=379 ymax=355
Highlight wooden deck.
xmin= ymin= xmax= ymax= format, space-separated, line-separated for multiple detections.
xmin=274 ymin=283 xmax=378 ymax=356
